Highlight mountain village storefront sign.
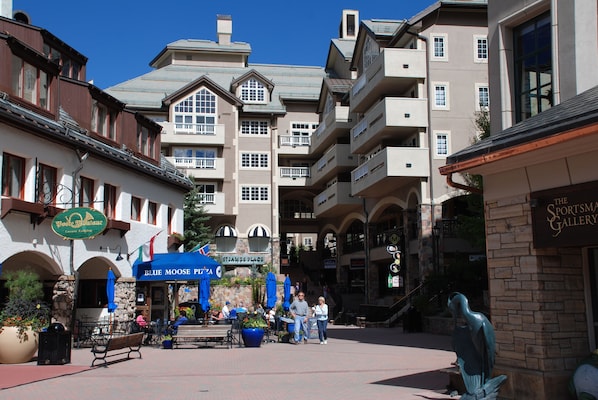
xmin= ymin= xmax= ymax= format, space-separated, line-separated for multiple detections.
xmin=530 ymin=181 xmax=598 ymax=248
xmin=51 ymin=207 xmax=107 ymax=239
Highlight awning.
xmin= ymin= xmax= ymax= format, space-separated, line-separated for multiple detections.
xmin=133 ymin=252 xmax=222 ymax=282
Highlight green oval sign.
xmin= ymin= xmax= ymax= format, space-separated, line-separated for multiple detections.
xmin=51 ymin=207 xmax=108 ymax=239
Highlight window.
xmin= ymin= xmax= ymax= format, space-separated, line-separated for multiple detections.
xmin=77 ymin=279 xmax=107 ymax=308
xmin=303 ymin=237 xmax=313 ymax=247
xmin=477 ymin=85 xmax=489 ymax=109
xmin=196 ymin=184 xmax=216 ymax=204
xmin=137 ymin=123 xmax=156 ymax=158
xmin=173 ymin=148 xmax=216 ymax=169
xmin=431 ymin=34 xmax=448 ymax=61
xmin=514 ymin=12 xmax=552 ymax=122
xmin=324 ymin=93 xmax=335 ymax=115
xmin=433 ymin=84 xmax=449 ymax=109
xmin=38 ymin=164 xmax=57 ymax=205
xmin=173 ymin=88 xmax=217 ymax=134
xmin=474 ymin=36 xmax=488 ymax=62
xmin=104 ymin=184 xmax=117 ymax=219
xmin=91 ymin=100 xmax=117 ymax=140
xmin=131 ymin=196 xmax=141 ymax=221
xmin=240 ymin=78 xmax=266 ymax=103
xmin=289 ymin=122 xmax=317 ymax=146
xmin=435 ymin=132 xmax=449 ymax=157
xmin=363 ymin=35 xmax=380 ymax=70
xmin=148 ymin=201 xmax=157 ymax=225
xmin=240 ymin=120 xmax=269 ymax=135
xmin=11 ymin=56 xmax=50 ymax=110
xmin=42 ymin=44 xmax=81 ymax=80
xmin=241 ymin=153 xmax=269 ymax=168
xmin=2 ymin=153 xmax=25 ymax=199
xmin=241 ymin=185 xmax=269 ymax=202
xmin=79 ymin=176 xmax=94 ymax=207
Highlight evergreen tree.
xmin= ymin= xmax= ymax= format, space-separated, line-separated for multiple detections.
xmin=183 ymin=186 xmax=212 ymax=251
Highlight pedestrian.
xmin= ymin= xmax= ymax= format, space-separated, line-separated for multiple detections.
xmin=314 ymin=296 xmax=328 ymax=344
xmin=289 ymin=291 xmax=310 ymax=344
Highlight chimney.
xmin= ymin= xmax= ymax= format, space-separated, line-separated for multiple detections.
xmin=0 ymin=0 xmax=12 ymax=19
xmin=339 ymin=9 xmax=359 ymax=39
xmin=217 ymin=14 xmax=232 ymax=45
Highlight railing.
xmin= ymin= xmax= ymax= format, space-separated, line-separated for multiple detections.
xmin=280 ymin=167 xmax=310 ymax=178
xmin=358 ymin=282 xmax=425 ymax=325
xmin=174 ymin=123 xmax=216 ymax=135
xmin=173 ymin=157 xmax=216 ymax=169
xmin=279 ymin=135 xmax=311 ymax=147
xmin=197 ymin=193 xmax=215 ymax=204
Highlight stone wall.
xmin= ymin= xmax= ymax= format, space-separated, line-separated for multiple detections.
xmin=485 ymin=194 xmax=588 ymax=399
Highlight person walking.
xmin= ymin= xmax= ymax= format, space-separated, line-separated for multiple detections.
xmin=314 ymin=296 xmax=328 ymax=344
xmin=290 ymin=291 xmax=310 ymax=344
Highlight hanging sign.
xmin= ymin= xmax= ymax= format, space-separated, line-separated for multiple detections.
xmin=51 ymin=207 xmax=107 ymax=239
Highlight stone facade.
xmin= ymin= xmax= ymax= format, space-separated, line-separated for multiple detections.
xmin=485 ymin=194 xmax=587 ymax=399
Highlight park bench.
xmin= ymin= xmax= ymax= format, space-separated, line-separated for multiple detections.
xmin=174 ymin=324 xmax=233 ymax=349
xmin=90 ymin=332 xmax=144 ymax=367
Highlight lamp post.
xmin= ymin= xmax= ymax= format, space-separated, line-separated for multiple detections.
xmin=432 ymin=223 xmax=441 ymax=308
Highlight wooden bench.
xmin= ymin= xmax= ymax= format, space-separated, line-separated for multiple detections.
xmin=90 ymin=333 xmax=144 ymax=367
xmin=174 ymin=324 xmax=233 ymax=349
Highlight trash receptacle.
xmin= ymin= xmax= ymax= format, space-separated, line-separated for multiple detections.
xmin=38 ymin=323 xmax=71 ymax=365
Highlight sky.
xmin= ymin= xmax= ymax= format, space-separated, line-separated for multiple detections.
xmin=13 ymin=0 xmax=437 ymax=89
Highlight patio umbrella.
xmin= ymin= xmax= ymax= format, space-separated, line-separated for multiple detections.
xmin=283 ymin=275 xmax=291 ymax=311
xmin=199 ymin=273 xmax=211 ymax=319
xmin=266 ymin=272 xmax=277 ymax=309
xmin=106 ymin=268 xmax=117 ymax=313
xmin=106 ymin=268 xmax=117 ymax=334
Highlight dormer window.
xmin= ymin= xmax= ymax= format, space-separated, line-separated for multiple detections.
xmin=11 ymin=55 xmax=50 ymax=110
xmin=91 ymin=100 xmax=117 ymax=140
xmin=173 ymin=88 xmax=217 ymax=135
xmin=240 ymin=78 xmax=266 ymax=103
xmin=363 ymin=35 xmax=380 ymax=71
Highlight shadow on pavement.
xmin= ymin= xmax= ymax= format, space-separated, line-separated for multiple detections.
xmin=327 ymin=326 xmax=453 ymax=351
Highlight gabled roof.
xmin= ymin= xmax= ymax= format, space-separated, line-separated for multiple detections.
xmin=162 ymin=75 xmax=242 ymax=108
xmin=230 ymin=69 xmax=275 ymax=93
xmin=350 ymin=19 xmax=406 ymax=71
xmin=316 ymin=78 xmax=353 ymax=113
xmin=106 ymin=63 xmax=325 ymax=114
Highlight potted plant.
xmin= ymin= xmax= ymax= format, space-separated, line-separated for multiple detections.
xmin=240 ymin=311 xmax=267 ymax=347
xmin=162 ymin=334 xmax=173 ymax=349
xmin=0 ymin=270 xmax=50 ymax=363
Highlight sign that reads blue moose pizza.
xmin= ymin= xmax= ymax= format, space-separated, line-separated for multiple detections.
xmin=51 ymin=207 xmax=107 ymax=239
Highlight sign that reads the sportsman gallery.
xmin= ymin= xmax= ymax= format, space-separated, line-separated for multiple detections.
xmin=530 ymin=181 xmax=598 ymax=248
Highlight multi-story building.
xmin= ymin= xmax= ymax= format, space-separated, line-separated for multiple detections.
xmin=441 ymin=0 xmax=598 ymax=398
xmin=107 ymin=2 xmax=488 ymax=308
xmin=0 ymin=2 xmax=191 ymax=328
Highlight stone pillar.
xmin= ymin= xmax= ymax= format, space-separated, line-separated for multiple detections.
xmin=52 ymin=275 xmax=75 ymax=329
xmin=486 ymin=194 xmax=587 ymax=399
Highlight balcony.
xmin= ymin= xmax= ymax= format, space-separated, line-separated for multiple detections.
xmin=278 ymin=166 xmax=311 ymax=187
xmin=351 ymin=147 xmax=430 ymax=197
xmin=165 ymin=156 xmax=225 ymax=180
xmin=278 ymin=135 xmax=311 ymax=155
xmin=159 ymin=122 xmax=226 ymax=146
xmin=350 ymin=48 xmax=426 ymax=113
xmin=310 ymin=106 xmax=353 ymax=155
xmin=199 ymin=192 xmax=225 ymax=215
xmin=313 ymin=182 xmax=361 ymax=218
xmin=309 ymin=144 xmax=358 ymax=187
xmin=351 ymin=97 xmax=428 ymax=154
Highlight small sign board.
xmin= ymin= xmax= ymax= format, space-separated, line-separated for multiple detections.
xmin=51 ymin=207 xmax=107 ymax=239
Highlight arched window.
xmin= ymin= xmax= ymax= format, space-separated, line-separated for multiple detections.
xmin=240 ymin=78 xmax=266 ymax=103
xmin=173 ymin=88 xmax=216 ymax=134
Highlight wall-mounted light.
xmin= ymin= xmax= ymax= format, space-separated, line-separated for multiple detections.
xmin=101 ymin=245 xmax=124 ymax=261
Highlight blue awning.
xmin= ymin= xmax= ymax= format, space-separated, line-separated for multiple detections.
xmin=133 ymin=252 xmax=222 ymax=282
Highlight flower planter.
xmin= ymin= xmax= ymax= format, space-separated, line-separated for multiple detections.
xmin=0 ymin=326 xmax=39 ymax=364
xmin=241 ymin=327 xmax=264 ymax=347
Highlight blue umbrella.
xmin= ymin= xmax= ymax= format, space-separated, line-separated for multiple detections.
xmin=266 ymin=272 xmax=277 ymax=309
xmin=283 ymin=275 xmax=291 ymax=311
xmin=106 ymin=269 xmax=117 ymax=313
xmin=199 ymin=273 xmax=211 ymax=314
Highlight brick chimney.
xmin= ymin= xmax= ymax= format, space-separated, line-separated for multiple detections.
xmin=0 ymin=0 xmax=12 ymax=19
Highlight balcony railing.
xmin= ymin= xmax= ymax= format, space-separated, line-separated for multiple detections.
xmin=173 ymin=157 xmax=216 ymax=169
xmin=279 ymin=135 xmax=311 ymax=147
xmin=280 ymin=167 xmax=310 ymax=178
xmin=174 ymin=123 xmax=216 ymax=135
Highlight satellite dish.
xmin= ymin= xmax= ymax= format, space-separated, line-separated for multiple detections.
xmin=13 ymin=10 xmax=30 ymax=24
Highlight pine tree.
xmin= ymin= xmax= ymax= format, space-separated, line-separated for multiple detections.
xmin=183 ymin=186 xmax=212 ymax=251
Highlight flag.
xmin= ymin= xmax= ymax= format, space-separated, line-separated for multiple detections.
xmin=191 ymin=243 xmax=210 ymax=255
xmin=138 ymin=235 xmax=156 ymax=262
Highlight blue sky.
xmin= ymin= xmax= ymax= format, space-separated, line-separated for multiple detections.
xmin=14 ymin=0 xmax=437 ymax=89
